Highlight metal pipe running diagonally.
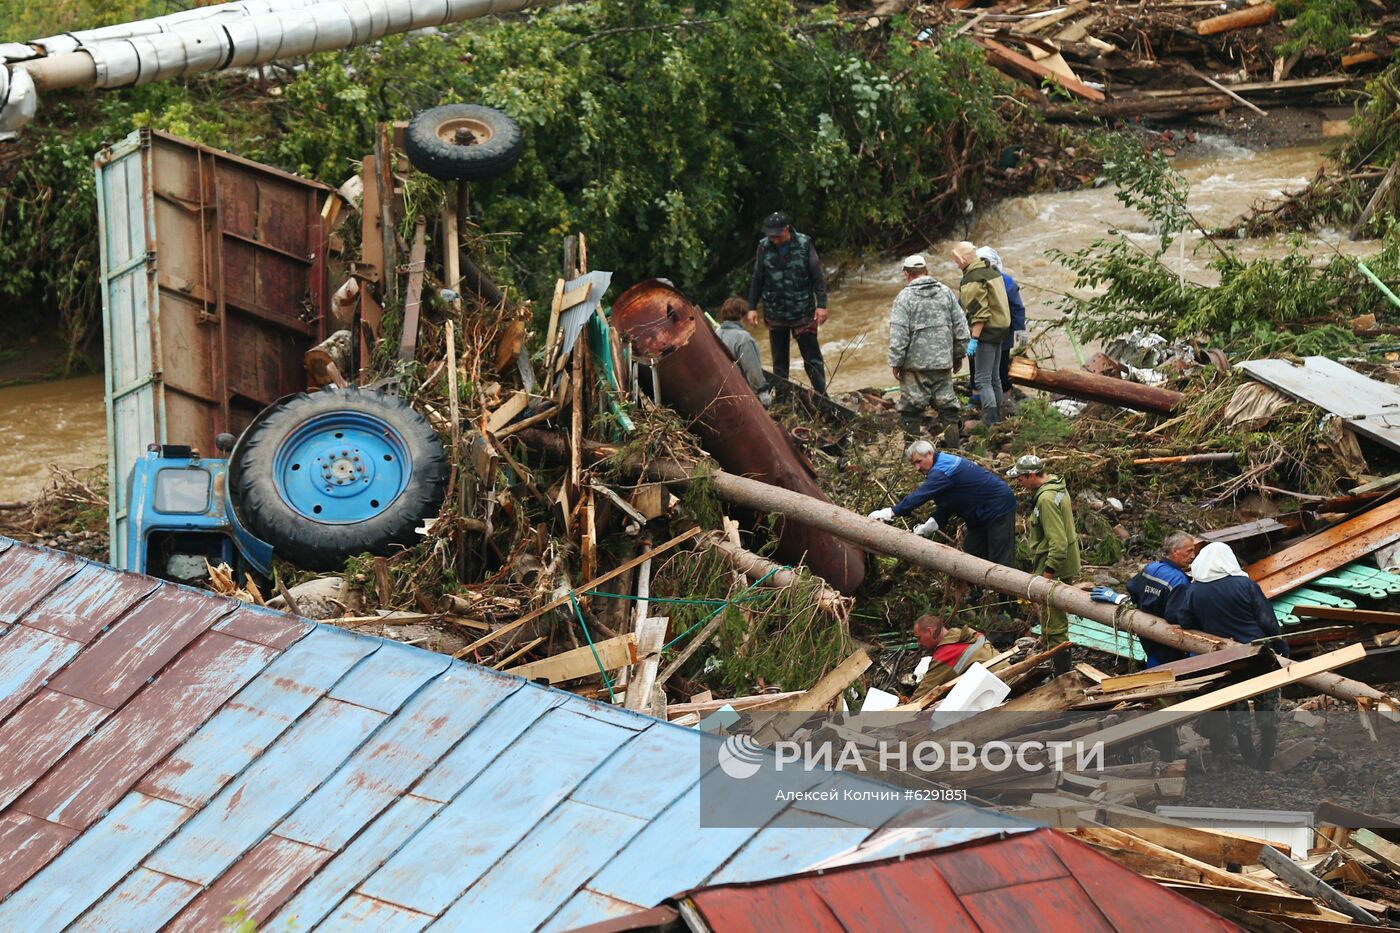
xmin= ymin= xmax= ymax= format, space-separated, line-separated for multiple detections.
xmin=646 ymin=460 xmax=1397 ymax=712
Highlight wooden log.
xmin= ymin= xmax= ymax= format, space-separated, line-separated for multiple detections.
xmin=763 ymin=649 xmax=871 ymax=713
xmin=1133 ymin=452 xmax=1238 ymax=466
xmin=978 ymin=37 xmax=1106 ymax=101
xmin=518 ymin=429 xmax=1398 ymax=712
xmin=396 ymin=219 xmax=429 ymax=362
xmin=703 ymin=533 xmax=849 ymax=615
xmin=1196 ymin=3 xmax=1275 ymax=36
xmin=1044 ymin=94 xmax=1234 ymax=122
xmin=1010 ymin=357 xmax=1185 ymax=413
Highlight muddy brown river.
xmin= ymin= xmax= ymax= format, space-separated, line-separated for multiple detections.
xmin=0 ymin=141 xmax=1363 ymax=500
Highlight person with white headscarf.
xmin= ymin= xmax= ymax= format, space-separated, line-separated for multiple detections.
xmin=1177 ymin=541 xmax=1288 ymax=768
xmin=969 ymin=247 xmax=1027 ymax=413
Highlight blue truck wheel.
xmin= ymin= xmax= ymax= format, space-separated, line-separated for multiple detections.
xmin=229 ymin=388 xmax=449 ymax=570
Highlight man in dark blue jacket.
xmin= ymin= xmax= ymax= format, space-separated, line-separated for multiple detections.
xmin=867 ymin=439 xmax=1017 ymax=568
xmin=1091 ymin=531 xmax=1197 ymax=667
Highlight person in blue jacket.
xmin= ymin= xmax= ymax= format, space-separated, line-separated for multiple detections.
xmin=968 ymin=246 xmax=1027 ymax=409
xmin=867 ymin=438 xmax=1017 ymax=569
xmin=1090 ymin=531 xmax=1197 ymax=667
xmin=1179 ymin=541 xmax=1288 ymax=769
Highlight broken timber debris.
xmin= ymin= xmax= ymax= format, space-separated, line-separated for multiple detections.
xmin=1009 ymin=357 xmax=1185 ymax=413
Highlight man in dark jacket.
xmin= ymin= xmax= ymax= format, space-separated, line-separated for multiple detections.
xmin=1177 ymin=541 xmax=1288 ymax=769
xmin=1091 ymin=531 xmax=1198 ymax=667
xmin=745 ymin=211 xmax=829 ymax=396
xmin=867 ymin=439 xmax=1017 ymax=569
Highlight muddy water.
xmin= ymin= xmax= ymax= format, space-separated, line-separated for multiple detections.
xmin=793 ymin=140 xmax=1360 ymax=393
xmin=0 ymin=374 xmax=107 ymax=502
xmin=0 ymin=141 xmax=1360 ymax=498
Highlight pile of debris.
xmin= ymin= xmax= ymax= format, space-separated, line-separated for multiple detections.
xmin=897 ymin=0 xmax=1399 ymax=123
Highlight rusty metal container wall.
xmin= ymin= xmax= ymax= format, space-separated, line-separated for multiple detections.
xmin=97 ymin=129 xmax=331 ymax=567
xmin=612 ymin=280 xmax=865 ymax=594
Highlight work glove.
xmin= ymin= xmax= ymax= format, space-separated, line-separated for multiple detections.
xmin=1090 ymin=586 xmax=1128 ymax=606
xmin=867 ymin=507 xmax=896 ymax=523
xmin=914 ymin=517 xmax=939 ymax=538
xmin=966 ymin=337 xmax=979 ymax=357
xmin=1014 ymin=330 xmax=1029 ymax=348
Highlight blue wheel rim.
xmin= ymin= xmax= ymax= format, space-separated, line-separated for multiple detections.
xmin=272 ymin=411 xmax=412 ymax=525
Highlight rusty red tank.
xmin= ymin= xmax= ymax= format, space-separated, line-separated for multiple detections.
xmin=612 ymin=279 xmax=865 ymax=594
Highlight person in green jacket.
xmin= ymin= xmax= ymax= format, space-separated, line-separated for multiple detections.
xmin=952 ymin=241 xmax=1012 ymax=424
xmin=1007 ymin=454 xmax=1080 ymax=673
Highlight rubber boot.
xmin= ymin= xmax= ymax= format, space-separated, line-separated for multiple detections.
xmin=899 ymin=412 xmax=923 ymax=437
xmin=938 ymin=409 xmax=961 ymax=447
xmin=1050 ymin=650 xmax=1072 ymax=677
xmin=1255 ymin=718 xmax=1278 ymax=771
xmin=1231 ymin=722 xmax=1257 ymax=769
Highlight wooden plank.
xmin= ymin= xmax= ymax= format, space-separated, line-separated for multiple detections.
xmin=979 ymin=37 xmax=1105 ymax=101
xmin=1099 ymin=806 xmax=1279 ymax=866
xmin=1259 ymin=845 xmax=1380 ymax=924
xmin=358 ymin=708 xmax=633 ymax=916
xmin=485 ymin=390 xmax=530 ymax=434
xmin=543 ymin=278 xmax=566 ymax=372
xmin=1015 ymin=0 xmax=1087 ymax=34
xmin=1082 ymin=644 xmax=1366 ymax=749
xmin=137 ymin=627 xmax=376 ymax=809
xmin=1196 ymin=2 xmax=1275 ymax=35
xmin=764 ymin=649 xmax=872 ymax=713
xmin=624 ymin=617 xmax=668 ymax=712
xmin=0 ymin=793 xmax=191 ymax=931
xmin=506 ymin=633 xmax=637 ymax=684
xmin=1072 ymin=672 xmax=1227 ymax=708
xmin=454 ymin=528 xmax=702 ymax=658
xmin=1253 ymin=912 xmax=1394 ymax=933
xmin=1351 ymin=828 xmax=1400 ymax=873
xmin=14 ymin=632 xmax=276 ymax=831
xmin=1157 ymin=879 xmax=1320 ymax=914
xmin=1101 ymin=669 xmax=1175 ymax=694
xmin=1291 ymin=605 xmax=1400 ymax=626
xmin=1246 ymin=498 xmax=1400 ymax=598
xmin=396 ymin=218 xmax=428 ymax=362
xmin=1075 ymin=822 xmax=1284 ymax=893
xmin=48 ymin=586 xmax=234 ymax=708
xmin=1075 ymin=662 xmax=1109 ymax=684
xmin=559 ymin=280 xmax=592 ymax=312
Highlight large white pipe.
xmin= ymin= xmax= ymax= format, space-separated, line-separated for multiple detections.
xmin=1 ymin=0 xmax=544 ymax=134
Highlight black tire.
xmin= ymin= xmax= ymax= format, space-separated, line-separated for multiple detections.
xmin=230 ymin=387 xmax=449 ymax=571
xmin=405 ymin=104 xmax=524 ymax=182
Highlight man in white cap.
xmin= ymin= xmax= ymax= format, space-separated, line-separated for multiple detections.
xmin=887 ymin=254 xmax=969 ymax=442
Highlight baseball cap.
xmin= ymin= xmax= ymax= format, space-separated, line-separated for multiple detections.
xmin=1006 ymin=454 xmax=1045 ymax=478
xmin=762 ymin=211 xmax=789 ymax=235
xmin=902 ymin=254 xmax=927 ymax=270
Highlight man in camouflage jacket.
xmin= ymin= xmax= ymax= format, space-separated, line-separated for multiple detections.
xmin=888 ymin=254 xmax=969 ymax=442
xmin=745 ymin=211 xmax=829 ymax=396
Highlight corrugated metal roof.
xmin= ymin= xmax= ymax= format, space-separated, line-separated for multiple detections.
xmin=680 ymin=828 xmax=1241 ymax=933
xmin=0 ymin=538 xmax=1034 ymax=930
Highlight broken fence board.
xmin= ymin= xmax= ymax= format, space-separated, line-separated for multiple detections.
xmin=1101 ymin=669 xmax=1175 ymax=694
xmin=1351 ymin=829 xmax=1400 ymax=874
xmin=764 ymin=649 xmax=871 ymax=713
xmin=506 ymin=634 xmax=636 ymax=684
xmin=1081 ymin=643 xmax=1366 ymax=749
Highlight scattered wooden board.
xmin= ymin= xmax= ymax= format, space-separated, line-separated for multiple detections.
xmin=506 ymin=633 xmax=637 ymax=683
xmin=1351 ymin=828 xmax=1400 ymax=874
xmin=1101 ymin=669 xmax=1176 ymax=694
xmin=765 ymin=649 xmax=872 ymax=713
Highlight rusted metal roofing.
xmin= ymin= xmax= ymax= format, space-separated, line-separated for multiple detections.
xmin=0 ymin=537 xmax=1035 ymax=930
xmin=675 ymin=828 xmax=1240 ymax=933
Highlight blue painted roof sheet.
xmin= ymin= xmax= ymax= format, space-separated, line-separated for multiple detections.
xmin=0 ymin=537 xmax=1032 ymax=929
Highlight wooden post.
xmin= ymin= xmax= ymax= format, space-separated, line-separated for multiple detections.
xmin=1196 ymin=3 xmax=1275 ymax=36
xmin=1010 ymin=358 xmax=1184 ymax=413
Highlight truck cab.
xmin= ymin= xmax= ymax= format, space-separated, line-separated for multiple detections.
xmin=122 ymin=443 xmax=272 ymax=584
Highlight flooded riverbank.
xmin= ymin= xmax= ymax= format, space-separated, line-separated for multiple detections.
xmin=0 ymin=374 xmax=106 ymax=502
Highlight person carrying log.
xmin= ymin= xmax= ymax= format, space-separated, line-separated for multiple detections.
xmin=1007 ymin=454 xmax=1079 ymax=674
xmin=887 ymin=253 xmax=968 ymax=444
xmin=1090 ymin=531 xmax=1198 ymax=668
xmin=1178 ymin=541 xmax=1289 ymax=769
xmin=908 ymin=614 xmax=999 ymax=703
xmin=952 ymin=241 xmax=1012 ymax=424
xmin=867 ymin=439 xmax=1017 ymax=570
xmin=745 ymin=211 xmax=829 ymax=396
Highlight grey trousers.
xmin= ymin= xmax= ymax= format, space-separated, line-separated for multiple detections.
xmin=973 ymin=339 xmax=1005 ymax=423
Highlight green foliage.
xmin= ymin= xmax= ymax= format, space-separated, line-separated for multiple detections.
xmin=1276 ymin=0 xmax=1365 ymax=56
xmin=0 ymin=0 xmax=187 ymax=42
xmin=1054 ymin=135 xmax=1400 ymax=352
xmin=3 ymin=0 xmax=1019 ymax=365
